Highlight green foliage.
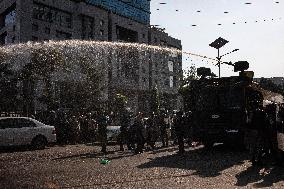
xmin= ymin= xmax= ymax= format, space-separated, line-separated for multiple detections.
xmin=179 ymin=65 xmax=198 ymax=111
xmin=0 ymin=51 xmax=21 ymax=112
xmin=111 ymin=93 xmax=128 ymax=116
xmin=182 ymin=65 xmax=198 ymax=86
xmin=258 ymin=78 xmax=284 ymax=96
xmin=30 ymin=48 xmax=64 ymax=78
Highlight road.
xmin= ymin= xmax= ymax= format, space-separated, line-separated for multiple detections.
xmin=0 ymin=143 xmax=284 ymax=189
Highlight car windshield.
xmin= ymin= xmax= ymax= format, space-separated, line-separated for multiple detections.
xmin=195 ymin=86 xmax=243 ymax=111
xmin=28 ymin=118 xmax=46 ymax=127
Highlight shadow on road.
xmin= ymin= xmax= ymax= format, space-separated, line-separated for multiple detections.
xmin=0 ymin=146 xmax=55 ymax=153
xmin=138 ymin=144 xmax=248 ymax=178
xmin=236 ymin=164 xmax=284 ymax=188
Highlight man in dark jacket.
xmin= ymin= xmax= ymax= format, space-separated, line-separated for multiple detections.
xmin=173 ymin=111 xmax=185 ymax=154
xmin=119 ymin=111 xmax=130 ymax=151
xmin=96 ymin=110 xmax=108 ymax=153
xmin=249 ymin=106 xmax=270 ymax=165
xmin=134 ymin=112 xmax=145 ymax=154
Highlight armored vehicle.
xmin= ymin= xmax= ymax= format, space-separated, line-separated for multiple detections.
xmin=188 ymin=73 xmax=260 ymax=148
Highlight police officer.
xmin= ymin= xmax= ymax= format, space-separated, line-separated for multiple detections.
xmin=159 ymin=112 xmax=169 ymax=148
xmin=145 ymin=114 xmax=156 ymax=150
xmin=173 ymin=111 xmax=185 ymax=154
xmin=249 ymin=105 xmax=270 ymax=165
xmin=134 ymin=112 xmax=145 ymax=154
xmin=118 ymin=110 xmax=130 ymax=151
xmin=96 ymin=110 xmax=108 ymax=153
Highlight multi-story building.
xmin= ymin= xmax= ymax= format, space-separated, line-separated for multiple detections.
xmin=254 ymin=77 xmax=284 ymax=86
xmin=0 ymin=0 xmax=182 ymax=114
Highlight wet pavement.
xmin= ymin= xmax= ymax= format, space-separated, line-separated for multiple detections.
xmin=1 ymin=143 xmax=284 ymax=189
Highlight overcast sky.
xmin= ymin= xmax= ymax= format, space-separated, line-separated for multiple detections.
xmin=150 ymin=0 xmax=284 ymax=78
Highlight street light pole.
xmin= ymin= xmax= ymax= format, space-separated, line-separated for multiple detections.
xmin=210 ymin=37 xmax=239 ymax=78
xmin=217 ymin=48 xmax=220 ymax=78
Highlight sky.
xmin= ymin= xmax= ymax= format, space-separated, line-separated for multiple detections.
xmin=150 ymin=0 xmax=284 ymax=78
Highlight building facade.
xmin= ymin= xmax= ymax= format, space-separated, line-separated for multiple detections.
xmin=0 ymin=0 xmax=182 ymax=114
xmin=254 ymin=77 xmax=284 ymax=87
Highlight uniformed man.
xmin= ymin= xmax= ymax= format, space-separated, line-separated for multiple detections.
xmin=118 ymin=111 xmax=130 ymax=151
xmin=159 ymin=113 xmax=169 ymax=148
xmin=249 ymin=105 xmax=270 ymax=165
xmin=96 ymin=110 xmax=108 ymax=153
xmin=173 ymin=111 xmax=185 ymax=154
xmin=134 ymin=112 xmax=145 ymax=154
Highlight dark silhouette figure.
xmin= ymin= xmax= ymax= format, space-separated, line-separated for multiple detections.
xmin=96 ymin=111 xmax=108 ymax=153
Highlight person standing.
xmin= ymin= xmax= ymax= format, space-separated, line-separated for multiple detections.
xmin=145 ymin=114 xmax=156 ymax=150
xmin=118 ymin=111 xmax=130 ymax=151
xmin=249 ymin=105 xmax=270 ymax=165
xmin=96 ymin=110 xmax=108 ymax=153
xmin=159 ymin=113 xmax=169 ymax=147
xmin=173 ymin=111 xmax=185 ymax=154
xmin=134 ymin=112 xmax=145 ymax=154
xmin=69 ymin=115 xmax=80 ymax=144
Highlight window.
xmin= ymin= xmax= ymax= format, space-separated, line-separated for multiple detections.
xmin=45 ymin=27 xmax=50 ymax=34
xmin=100 ymin=20 xmax=104 ymax=26
xmin=142 ymin=33 xmax=145 ymax=38
xmin=165 ymin=78 xmax=169 ymax=86
xmin=0 ymin=32 xmax=8 ymax=45
xmin=33 ymin=3 xmax=72 ymax=28
xmin=100 ymin=30 xmax=104 ymax=36
xmin=154 ymin=37 xmax=157 ymax=43
xmin=32 ymin=24 xmax=39 ymax=31
xmin=0 ymin=118 xmax=15 ymax=129
xmin=170 ymin=76 xmax=174 ymax=88
xmin=168 ymin=61 xmax=173 ymax=72
xmin=81 ymin=15 xmax=94 ymax=39
xmin=11 ymin=36 xmax=15 ymax=43
xmin=13 ymin=25 xmax=16 ymax=31
xmin=4 ymin=9 xmax=16 ymax=25
xmin=160 ymin=40 xmax=167 ymax=46
xmin=56 ymin=31 xmax=72 ymax=39
xmin=15 ymin=118 xmax=36 ymax=128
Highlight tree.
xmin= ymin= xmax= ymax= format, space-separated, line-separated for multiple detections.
xmin=178 ymin=65 xmax=198 ymax=110
xmin=112 ymin=93 xmax=128 ymax=114
xmin=0 ymin=51 xmax=20 ymax=112
xmin=30 ymin=48 xmax=64 ymax=110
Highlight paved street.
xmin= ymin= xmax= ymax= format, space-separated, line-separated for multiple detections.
xmin=1 ymin=144 xmax=284 ymax=189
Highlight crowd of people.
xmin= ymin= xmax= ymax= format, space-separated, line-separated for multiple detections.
xmin=245 ymin=103 xmax=284 ymax=166
xmin=33 ymin=109 xmax=191 ymax=155
xmin=32 ymin=102 xmax=284 ymax=164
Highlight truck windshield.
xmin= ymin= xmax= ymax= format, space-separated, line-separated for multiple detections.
xmin=195 ymin=87 xmax=243 ymax=111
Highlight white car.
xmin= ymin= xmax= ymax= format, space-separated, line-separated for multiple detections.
xmin=106 ymin=126 xmax=121 ymax=141
xmin=0 ymin=117 xmax=56 ymax=149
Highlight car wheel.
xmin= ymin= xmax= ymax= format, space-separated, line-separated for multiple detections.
xmin=32 ymin=136 xmax=47 ymax=150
